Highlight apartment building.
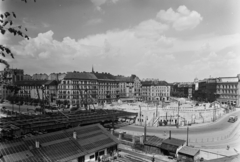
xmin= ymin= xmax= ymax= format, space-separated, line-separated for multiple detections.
xmin=141 ymin=79 xmax=170 ymax=102
xmin=93 ymin=72 xmax=119 ymax=104
xmin=57 ymin=71 xmax=98 ymax=107
xmin=15 ymin=80 xmax=58 ymax=102
xmin=216 ymin=75 xmax=240 ymax=106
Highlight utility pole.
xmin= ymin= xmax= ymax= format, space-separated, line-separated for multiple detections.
xmin=139 ymin=105 xmax=142 ymax=126
xmin=178 ymin=101 xmax=180 ymax=127
xmin=187 ymin=126 xmax=189 ymax=146
xmin=144 ymin=115 xmax=147 ymax=142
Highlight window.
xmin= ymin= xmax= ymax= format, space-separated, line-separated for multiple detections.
xmin=90 ymin=155 xmax=94 ymax=159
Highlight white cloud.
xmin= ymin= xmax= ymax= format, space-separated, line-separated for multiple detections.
xmin=133 ymin=19 xmax=169 ymax=40
xmin=157 ymin=6 xmax=203 ymax=31
xmin=86 ymin=18 xmax=102 ymax=25
xmin=8 ymin=5 xmax=240 ymax=81
xmin=155 ymin=36 xmax=174 ymax=48
xmin=90 ymin=0 xmax=119 ymax=12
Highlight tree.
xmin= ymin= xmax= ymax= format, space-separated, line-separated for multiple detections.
xmin=0 ymin=0 xmax=36 ymax=79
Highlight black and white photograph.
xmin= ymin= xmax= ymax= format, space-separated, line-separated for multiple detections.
xmin=0 ymin=0 xmax=239 ymax=161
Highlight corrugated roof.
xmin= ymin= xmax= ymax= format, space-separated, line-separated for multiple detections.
xmin=144 ymin=136 xmax=164 ymax=147
xmin=0 ymin=124 xmax=118 ymax=162
xmin=178 ymin=146 xmax=200 ymax=156
xmin=64 ymin=72 xmax=97 ymax=80
xmin=161 ymin=137 xmax=186 ymax=147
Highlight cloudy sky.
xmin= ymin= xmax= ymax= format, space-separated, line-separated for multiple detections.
xmin=0 ymin=0 xmax=239 ymax=82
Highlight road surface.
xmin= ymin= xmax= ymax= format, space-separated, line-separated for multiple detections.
xmin=117 ymin=109 xmax=240 ymax=148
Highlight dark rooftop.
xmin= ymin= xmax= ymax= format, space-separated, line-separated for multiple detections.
xmin=93 ymin=72 xmax=116 ymax=80
xmin=0 ymin=124 xmax=118 ymax=162
xmin=162 ymin=137 xmax=186 ymax=146
xmin=141 ymin=80 xmax=169 ymax=86
xmin=144 ymin=136 xmax=164 ymax=147
xmin=64 ymin=72 xmax=97 ymax=80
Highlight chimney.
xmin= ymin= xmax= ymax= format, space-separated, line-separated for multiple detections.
xmin=35 ymin=141 xmax=39 ymax=148
xmin=169 ymin=130 xmax=171 ymax=139
xmin=73 ymin=131 xmax=77 ymax=139
xmin=110 ymin=128 xmax=114 ymax=135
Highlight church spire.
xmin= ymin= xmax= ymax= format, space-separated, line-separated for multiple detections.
xmin=92 ymin=65 xmax=94 ymax=73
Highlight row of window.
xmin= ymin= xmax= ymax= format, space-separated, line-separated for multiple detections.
xmin=217 ymin=90 xmax=237 ymax=94
xmin=220 ymin=95 xmax=238 ymax=99
xmin=217 ymin=85 xmax=237 ymax=89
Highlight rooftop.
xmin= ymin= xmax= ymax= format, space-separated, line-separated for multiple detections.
xmin=14 ymin=80 xmax=58 ymax=86
xmin=93 ymin=72 xmax=116 ymax=80
xmin=144 ymin=136 xmax=164 ymax=147
xmin=178 ymin=146 xmax=200 ymax=156
xmin=162 ymin=137 xmax=186 ymax=147
xmin=0 ymin=124 xmax=118 ymax=162
xmin=141 ymin=80 xmax=169 ymax=86
xmin=64 ymin=71 xmax=97 ymax=80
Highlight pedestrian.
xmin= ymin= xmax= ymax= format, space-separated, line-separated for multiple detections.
xmin=152 ymin=155 xmax=155 ymax=162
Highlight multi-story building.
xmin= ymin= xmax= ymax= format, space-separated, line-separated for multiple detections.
xmin=115 ymin=76 xmax=134 ymax=98
xmin=132 ymin=75 xmax=141 ymax=100
xmin=93 ymin=72 xmax=119 ymax=104
xmin=32 ymin=73 xmax=48 ymax=80
xmin=48 ymin=73 xmax=66 ymax=80
xmin=15 ymin=80 xmax=58 ymax=102
xmin=0 ymin=68 xmax=24 ymax=99
xmin=216 ymin=75 xmax=240 ymax=106
xmin=171 ymin=82 xmax=194 ymax=99
xmin=206 ymin=78 xmax=217 ymax=102
xmin=57 ymin=71 xmax=98 ymax=107
xmin=141 ymin=79 xmax=170 ymax=102
xmin=23 ymin=74 xmax=32 ymax=80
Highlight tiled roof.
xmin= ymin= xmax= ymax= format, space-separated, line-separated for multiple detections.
xmin=144 ymin=136 xmax=164 ymax=147
xmin=115 ymin=76 xmax=134 ymax=82
xmin=141 ymin=80 xmax=169 ymax=86
xmin=178 ymin=146 xmax=200 ymax=156
xmin=93 ymin=72 xmax=116 ymax=80
xmin=161 ymin=138 xmax=185 ymax=147
xmin=15 ymin=80 xmax=48 ymax=86
xmin=64 ymin=72 xmax=97 ymax=80
xmin=0 ymin=124 xmax=118 ymax=162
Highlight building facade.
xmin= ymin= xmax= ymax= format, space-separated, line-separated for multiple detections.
xmin=23 ymin=74 xmax=32 ymax=80
xmin=32 ymin=73 xmax=48 ymax=80
xmin=0 ymin=68 xmax=24 ymax=100
xmin=171 ymin=82 xmax=194 ymax=99
xmin=141 ymin=79 xmax=170 ymax=102
xmin=93 ymin=72 xmax=119 ymax=104
xmin=57 ymin=72 xmax=98 ymax=107
xmin=133 ymin=75 xmax=142 ymax=100
xmin=48 ymin=73 xmax=66 ymax=80
xmin=15 ymin=80 xmax=58 ymax=102
xmin=216 ymin=75 xmax=240 ymax=106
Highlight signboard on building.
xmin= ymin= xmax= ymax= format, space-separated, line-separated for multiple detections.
xmin=30 ymin=89 xmax=43 ymax=99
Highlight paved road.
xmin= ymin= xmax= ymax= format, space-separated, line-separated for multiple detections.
xmin=119 ymin=110 xmax=240 ymax=134
xmin=117 ymin=109 xmax=240 ymax=148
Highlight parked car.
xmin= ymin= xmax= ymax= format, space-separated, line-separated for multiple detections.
xmin=228 ymin=116 xmax=238 ymax=123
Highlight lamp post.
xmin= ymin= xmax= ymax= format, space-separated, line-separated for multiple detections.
xmin=177 ymin=101 xmax=180 ymax=128
xmin=187 ymin=126 xmax=189 ymax=146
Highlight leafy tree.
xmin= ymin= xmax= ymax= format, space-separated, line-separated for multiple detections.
xmin=0 ymin=0 xmax=36 ymax=78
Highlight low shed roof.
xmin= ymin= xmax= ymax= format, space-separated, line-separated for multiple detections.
xmin=0 ymin=124 xmax=118 ymax=162
xmin=178 ymin=146 xmax=200 ymax=156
